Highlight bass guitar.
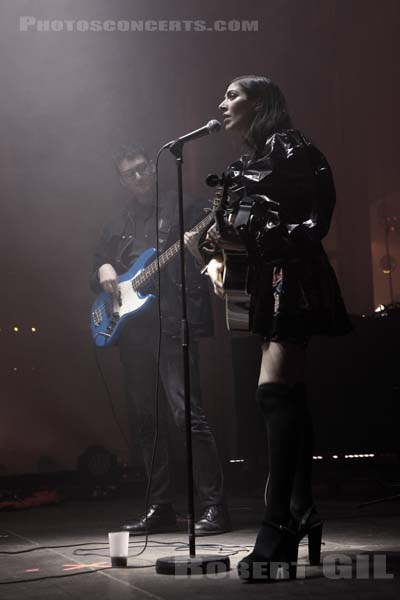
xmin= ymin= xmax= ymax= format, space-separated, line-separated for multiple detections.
xmin=90 ymin=211 xmax=213 ymax=347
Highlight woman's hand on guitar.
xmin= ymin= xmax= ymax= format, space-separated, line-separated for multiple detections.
xmin=98 ymin=263 xmax=119 ymax=297
xmin=207 ymin=257 xmax=225 ymax=299
xmin=205 ymin=222 xmax=245 ymax=252
xmin=205 ymin=223 xmax=221 ymax=249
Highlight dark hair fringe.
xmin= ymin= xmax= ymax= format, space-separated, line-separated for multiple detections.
xmin=112 ymin=143 xmax=150 ymax=171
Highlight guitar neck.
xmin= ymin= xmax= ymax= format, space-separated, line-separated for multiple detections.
xmin=131 ymin=212 xmax=213 ymax=290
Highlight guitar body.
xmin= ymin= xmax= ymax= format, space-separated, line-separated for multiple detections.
xmin=223 ymin=251 xmax=250 ymax=331
xmin=90 ymin=248 xmax=156 ymax=348
xmin=211 ymin=173 xmax=251 ymax=332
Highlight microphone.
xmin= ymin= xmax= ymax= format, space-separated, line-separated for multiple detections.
xmin=165 ymin=120 xmax=222 ymax=152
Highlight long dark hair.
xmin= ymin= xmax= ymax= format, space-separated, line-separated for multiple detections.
xmin=230 ymin=75 xmax=292 ymax=154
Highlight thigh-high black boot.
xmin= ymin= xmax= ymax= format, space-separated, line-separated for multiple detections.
xmin=289 ymin=383 xmax=323 ymax=565
xmin=238 ymin=383 xmax=300 ymax=582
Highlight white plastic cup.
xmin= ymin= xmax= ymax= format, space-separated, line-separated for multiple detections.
xmin=108 ymin=531 xmax=129 ymax=567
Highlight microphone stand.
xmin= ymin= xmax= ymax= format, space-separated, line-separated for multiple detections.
xmin=155 ymin=140 xmax=230 ymax=576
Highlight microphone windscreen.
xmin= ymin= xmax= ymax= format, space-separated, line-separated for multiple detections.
xmin=207 ymin=119 xmax=222 ymax=133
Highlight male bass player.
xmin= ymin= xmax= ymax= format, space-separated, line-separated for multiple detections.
xmin=90 ymin=143 xmax=230 ymax=535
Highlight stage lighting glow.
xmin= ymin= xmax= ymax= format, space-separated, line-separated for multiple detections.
xmin=375 ymin=304 xmax=386 ymax=313
xmin=344 ymin=453 xmax=375 ymax=459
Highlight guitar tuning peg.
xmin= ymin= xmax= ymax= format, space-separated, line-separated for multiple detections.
xmin=205 ymin=173 xmax=221 ymax=187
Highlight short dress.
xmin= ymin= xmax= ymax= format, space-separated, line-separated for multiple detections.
xmin=204 ymin=129 xmax=352 ymax=344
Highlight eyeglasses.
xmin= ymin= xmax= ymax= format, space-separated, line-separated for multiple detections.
xmin=119 ymin=163 xmax=153 ymax=180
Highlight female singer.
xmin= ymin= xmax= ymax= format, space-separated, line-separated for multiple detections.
xmin=202 ymin=75 xmax=351 ymax=581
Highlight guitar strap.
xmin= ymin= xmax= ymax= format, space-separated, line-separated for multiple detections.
xmin=233 ymin=198 xmax=255 ymax=233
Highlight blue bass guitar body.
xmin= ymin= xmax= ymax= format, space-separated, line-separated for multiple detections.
xmin=90 ymin=248 xmax=156 ymax=348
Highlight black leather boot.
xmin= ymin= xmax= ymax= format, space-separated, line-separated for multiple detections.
xmin=290 ymin=383 xmax=315 ymax=520
xmin=121 ymin=503 xmax=177 ymax=535
xmin=237 ymin=521 xmax=298 ymax=582
xmin=256 ymin=383 xmax=301 ymax=525
xmin=289 ymin=504 xmax=323 ymax=566
xmin=238 ymin=382 xmax=302 ymax=582
xmin=288 ymin=384 xmax=323 ymax=565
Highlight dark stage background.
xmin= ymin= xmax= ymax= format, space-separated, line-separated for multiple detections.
xmin=0 ymin=0 xmax=399 ymax=475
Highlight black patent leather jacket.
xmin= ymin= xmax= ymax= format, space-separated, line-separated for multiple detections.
xmin=226 ymin=129 xmax=336 ymax=264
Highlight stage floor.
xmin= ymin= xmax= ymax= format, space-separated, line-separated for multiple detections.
xmin=0 ymin=491 xmax=399 ymax=599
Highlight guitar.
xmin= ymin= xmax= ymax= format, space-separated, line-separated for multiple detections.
xmin=90 ymin=211 xmax=213 ymax=347
xmin=211 ymin=174 xmax=251 ymax=332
